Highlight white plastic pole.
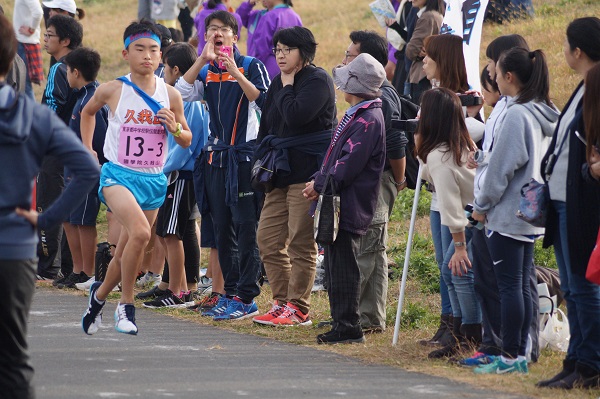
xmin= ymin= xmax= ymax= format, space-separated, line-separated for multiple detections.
xmin=392 ymin=165 xmax=423 ymax=346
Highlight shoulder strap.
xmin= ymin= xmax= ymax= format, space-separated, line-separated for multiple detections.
xmin=199 ymin=64 xmax=209 ymax=83
xmin=117 ymin=76 xmax=167 ymax=132
xmin=116 ymin=76 xmax=163 ymax=114
xmin=242 ymin=55 xmax=254 ymax=79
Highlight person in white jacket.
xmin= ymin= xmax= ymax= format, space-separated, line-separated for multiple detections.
xmin=12 ymin=0 xmax=44 ymax=99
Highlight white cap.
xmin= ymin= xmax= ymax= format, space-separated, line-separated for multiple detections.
xmin=42 ymin=0 xmax=77 ymax=14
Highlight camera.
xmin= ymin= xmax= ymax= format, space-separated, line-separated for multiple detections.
xmin=473 ymin=149 xmax=489 ymax=165
xmin=458 ymin=94 xmax=484 ymax=107
xmin=392 ymin=119 xmax=419 ymax=133
xmin=464 ymin=204 xmax=484 ymax=230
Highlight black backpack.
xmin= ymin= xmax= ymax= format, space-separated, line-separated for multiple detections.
xmin=397 ymin=95 xmax=420 ymax=190
xmin=95 ymin=242 xmax=115 ymax=282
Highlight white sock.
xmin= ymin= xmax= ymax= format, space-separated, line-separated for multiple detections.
xmin=517 ymin=355 xmax=527 ymax=363
xmin=93 ymin=292 xmax=105 ymax=305
xmin=501 ymin=355 xmax=517 ymax=365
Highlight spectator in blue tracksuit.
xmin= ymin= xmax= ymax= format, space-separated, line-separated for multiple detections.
xmin=176 ymin=10 xmax=270 ymax=320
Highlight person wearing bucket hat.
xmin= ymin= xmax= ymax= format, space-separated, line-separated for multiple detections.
xmin=303 ymin=52 xmax=386 ymax=344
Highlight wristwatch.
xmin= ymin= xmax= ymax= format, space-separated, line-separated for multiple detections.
xmin=454 ymin=241 xmax=467 ymax=248
xmin=170 ymin=122 xmax=182 ymax=138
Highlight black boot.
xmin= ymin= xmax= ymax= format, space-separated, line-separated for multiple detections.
xmin=428 ymin=317 xmax=463 ymax=359
xmin=537 ymin=359 xmax=577 ymax=388
xmin=461 ymin=323 xmax=482 ymax=350
xmin=419 ymin=314 xmax=451 ymax=346
xmin=546 ymin=362 xmax=600 ymax=389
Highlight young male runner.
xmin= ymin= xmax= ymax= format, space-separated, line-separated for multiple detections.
xmin=175 ymin=10 xmax=269 ymax=320
xmin=81 ymin=20 xmax=192 ymax=335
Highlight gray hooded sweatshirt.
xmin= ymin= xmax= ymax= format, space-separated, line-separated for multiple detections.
xmin=473 ymin=97 xmax=559 ymax=236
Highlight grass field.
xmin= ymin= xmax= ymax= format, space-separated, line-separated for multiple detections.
xmin=6 ymin=0 xmax=600 ymax=397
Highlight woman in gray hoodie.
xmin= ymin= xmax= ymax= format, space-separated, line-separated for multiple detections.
xmin=472 ymin=47 xmax=559 ymax=375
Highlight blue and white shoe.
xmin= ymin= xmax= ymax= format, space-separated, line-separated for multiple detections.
xmin=213 ymin=298 xmax=259 ymax=321
xmin=458 ymin=352 xmax=496 ymax=367
xmin=201 ymin=296 xmax=231 ymax=317
xmin=114 ymin=303 xmax=138 ymax=335
xmin=82 ymin=281 xmax=104 ymax=335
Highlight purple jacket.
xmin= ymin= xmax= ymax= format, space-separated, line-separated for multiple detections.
xmin=236 ymin=2 xmax=302 ymax=79
xmin=194 ymin=2 xmax=243 ymax=54
xmin=313 ymin=100 xmax=386 ymax=235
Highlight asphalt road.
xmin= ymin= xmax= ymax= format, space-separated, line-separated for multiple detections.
xmin=28 ymin=287 xmax=528 ymax=399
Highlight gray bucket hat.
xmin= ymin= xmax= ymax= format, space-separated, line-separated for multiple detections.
xmin=332 ymin=53 xmax=385 ymax=98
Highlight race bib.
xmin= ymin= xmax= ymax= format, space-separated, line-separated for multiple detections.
xmin=118 ymin=124 xmax=166 ymax=168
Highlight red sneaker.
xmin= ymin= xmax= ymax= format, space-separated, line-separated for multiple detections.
xmin=252 ymin=301 xmax=283 ymax=326
xmin=271 ymin=302 xmax=312 ymax=326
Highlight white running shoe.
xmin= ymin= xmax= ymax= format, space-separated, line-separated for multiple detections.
xmin=76 ymin=275 xmax=96 ymax=291
xmin=135 ymin=272 xmax=162 ymax=288
xmin=114 ymin=303 xmax=138 ymax=335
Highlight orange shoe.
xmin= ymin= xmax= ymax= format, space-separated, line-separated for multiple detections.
xmin=271 ymin=302 xmax=312 ymax=326
xmin=252 ymin=301 xmax=283 ymax=326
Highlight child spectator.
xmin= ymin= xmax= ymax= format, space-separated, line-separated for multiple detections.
xmin=58 ymin=47 xmax=109 ymax=289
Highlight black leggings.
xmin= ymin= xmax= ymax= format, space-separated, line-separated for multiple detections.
xmin=486 ymin=232 xmax=534 ymax=358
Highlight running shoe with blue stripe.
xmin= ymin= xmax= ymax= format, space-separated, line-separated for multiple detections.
xmin=458 ymin=352 xmax=496 ymax=367
xmin=213 ymin=297 xmax=259 ymax=321
xmin=114 ymin=303 xmax=138 ymax=335
xmin=201 ymin=296 xmax=231 ymax=317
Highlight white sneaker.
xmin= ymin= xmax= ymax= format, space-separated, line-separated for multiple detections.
xmin=114 ymin=303 xmax=138 ymax=335
xmin=76 ymin=275 xmax=96 ymax=291
xmin=135 ymin=272 xmax=162 ymax=288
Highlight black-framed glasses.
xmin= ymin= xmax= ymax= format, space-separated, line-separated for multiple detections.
xmin=44 ymin=32 xmax=59 ymax=39
xmin=344 ymin=51 xmax=358 ymax=60
xmin=206 ymin=25 xmax=233 ymax=34
xmin=272 ymin=47 xmax=298 ymax=56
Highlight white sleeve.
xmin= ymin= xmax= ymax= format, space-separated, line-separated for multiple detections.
xmin=466 ymin=117 xmax=485 ymax=143
xmin=175 ymin=78 xmax=204 ymax=102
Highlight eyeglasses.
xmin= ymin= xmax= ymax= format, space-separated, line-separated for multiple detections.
xmin=272 ymin=47 xmax=298 ymax=56
xmin=206 ymin=25 xmax=233 ymax=34
xmin=44 ymin=32 xmax=58 ymax=39
xmin=344 ymin=51 xmax=358 ymax=60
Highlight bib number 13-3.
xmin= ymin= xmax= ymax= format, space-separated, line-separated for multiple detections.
xmin=118 ymin=124 xmax=166 ymax=168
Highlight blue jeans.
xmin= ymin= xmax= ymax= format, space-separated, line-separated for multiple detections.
xmin=17 ymin=43 xmax=34 ymax=100
xmin=487 ymin=231 xmax=534 ymax=358
xmin=430 ymin=211 xmax=452 ymax=315
xmin=441 ymin=227 xmax=482 ymax=325
xmin=552 ymin=201 xmax=600 ymax=370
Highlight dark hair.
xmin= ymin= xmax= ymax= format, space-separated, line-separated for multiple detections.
xmin=416 ymin=88 xmax=475 ymax=165
xmin=497 ymin=47 xmax=551 ymax=105
xmin=584 ymin=63 xmax=600 ymax=163
xmin=123 ymin=19 xmax=162 ymax=48
xmin=566 ymin=17 xmax=600 ymax=62
xmin=424 ymin=34 xmax=468 ymax=93
xmin=283 ymin=0 xmax=294 ymax=7
xmin=47 ymin=14 xmax=83 ymax=50
xmin=480 ymin=66 xmax=498 ymax=94
xmin=424 ymin=0 xmax=445 ymax=14
xmin=163 ymin=43 xmax=197 ymax=75
xmin=0 ymin=14 xmax=16 ymax=77
xmin=273 ymin=26 xmax=317 ymax=65
xmin=485 ymin=34 xmax=529 ymax=62
xmin=76 ymin=8 xmax=85 ymax=19
xmin=207 ymin=0 xmax=223 ymax=8
xmin=348 ymin=30 xmax=388 ymax=68
xmin=63 ymin=47 xmax=101 ymax=82
xmin=169 ymin=28 xmax=184 ymax=43
xmin=155 ymin=24 xmax=173 ymax=48
xmin=204 ymin=10 xmax=238 ymax=34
